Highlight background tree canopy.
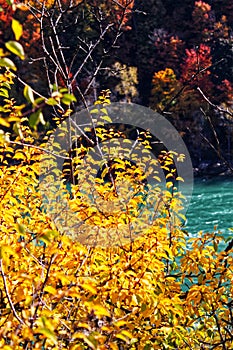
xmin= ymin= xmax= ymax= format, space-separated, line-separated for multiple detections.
xmin=1 ymin=0 xmax=233 ymax=172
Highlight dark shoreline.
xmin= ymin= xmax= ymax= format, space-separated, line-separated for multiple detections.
xmin=193 ymin=161 xmax=233 ymax=179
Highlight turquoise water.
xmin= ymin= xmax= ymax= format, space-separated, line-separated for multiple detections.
xmin=185 ymin=177 xmax=233 ymax=242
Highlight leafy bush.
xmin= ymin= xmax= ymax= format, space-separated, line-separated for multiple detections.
xmin=1 ymin=2 xmax=233 ymax=349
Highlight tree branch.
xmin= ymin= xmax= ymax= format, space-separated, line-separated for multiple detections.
xmin=7 ymin=140 xmax=71 ymax=160
xmin=197 ymin=86 xmax=233 ymax=118
xmin=0 ymin=259 xmax=25 ymax=325
xmin=161 ymin=58 xmax=226 ymax=113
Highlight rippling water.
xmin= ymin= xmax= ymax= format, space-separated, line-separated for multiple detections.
xmin=185 ymin=177 xmax=233 ymax=242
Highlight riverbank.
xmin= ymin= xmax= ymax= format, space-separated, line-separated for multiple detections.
xmin=193 ymin=161 xmax=233 ymax=178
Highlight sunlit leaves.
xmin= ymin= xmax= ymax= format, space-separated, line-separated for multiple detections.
xmin=0 ymin=58 xmax=16 ymax=71
xmin=0 ymin=38 xmax=232 ymax=350
xmin=11 ymin=19 xmax=23 ymax=41
xmin=36 ymin=316 xmax=58 ymax=345
xmin=5 ymin=41 xmax=25 ymax=60
xmin=29 ymin=109 xmax=45 ymax=129
xmin=1 ymin=155 xmax=233 ymax=350
xmin=61 ymin=93 xmax=77 ymax=105
xmin=150 ymin=68 xmax=181 ymax=112
xmin=23 ymin=84 xmax=34 ymax=104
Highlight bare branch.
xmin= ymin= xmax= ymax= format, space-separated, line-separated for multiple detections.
xmin=0 ymin=259 xmax=25 ymax=325
xmin=199 ymin=108 xmax=233 ymax=174
xmin=83 ymin=59 xmax=104 ymax=96
xmin=161 ymin=58 xmax=226 ymax=113
xmin=197 ymin=87 xmax=233 ymax=118
xmin=70 ymin=23 xmax=114 ymax=86
xmin=7 ymin=140 xmax=71 ymax=160
xmin=31 ymin=254 xmax=56 ymax=327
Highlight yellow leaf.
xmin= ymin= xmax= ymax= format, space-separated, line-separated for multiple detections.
xmin=0 ymin=118 xmax=10 ymax=127
xmin=5 ymin=41 xmax=25 ymax=60
xmin=71 ymin=333 xmax=96 ymax=349
xmin=0 ymin=57 xmax=17 ymax=70
xmin=81 ymin=283 xmax=97 ymax=294
xmin=114 ymin=320 xmax=127 ymax=327
xmin=90 ymin=108 xmax=99 ymax=114
xmin=53 ymin=273 xmax=70 ymax=285
xmin=44 ymin=285 xmax=57 ymax=295
xmin=70 ymin=345 xmax=83 ymax=350
xmin=76 ymin=322 xmax=90 ymax=329
xmin=25 ymin=295 xmax=32 ymax=306
xmin=72 ymin=332 xmax=86 ymax=340
xmin=12 ymin=19 xmax=23 ymax=41
xmin=121 ymin=330 xmax=133 ymax=339
xmin=0 ymin=245 xmax=17 ymax=263
xmin=24 ymin=84 xmax=34 ymax=104
xmin=109 ymin=343 xmax=119 ymax=350
xmin=100 ymin=115 xmax=112 ymax=123
xmin=92 ymin=304 xmax=111 ymax=317
xmin=166 ymin=181 xmax=174 ymax=189
xmin=22 ymin=326 xmax=34 ymax=341
xmin=13 ymin=152 xmax=26 ymax=160
xmin=37 ymin=328 xmax=57 ymax=345
xmin=116 ymin=334 xmax=129 ymax=343
xmin=17 ymin=223 xmax=25 ymax=234
xmin=176 ymin=176 xmax=184 ymax=182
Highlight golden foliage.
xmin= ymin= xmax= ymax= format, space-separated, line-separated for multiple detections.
xmin=0 ymin=9 xmax=233 ymax=350
xmin=113 ymin=62 xmax=138 ymax=102
xmin=150 ymin=68 xmax=181 ymax=112
xmin=0 ymin=82 xmax=233 ymax=349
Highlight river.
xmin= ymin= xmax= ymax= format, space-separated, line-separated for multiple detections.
xmin=185 ymin=176 xmax=233 ymax=246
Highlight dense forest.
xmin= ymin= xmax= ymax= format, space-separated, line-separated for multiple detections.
xmin=0 ymin=1 xmax=233 ymax=349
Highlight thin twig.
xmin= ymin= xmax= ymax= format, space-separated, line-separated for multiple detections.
xmin=198 ymin=108 xmax=233 ymax=174
xmin=0 ymin=259 xmax=25 ymax=325
xmin=213 ymin=305 xmax=227 ymax=350
xmin=161 ymin=58 xmax=226 ymax=113
xmin=70 ymin=23 xmax=114 ymax=85
xmin=23 ymin=246 xmax=46 ymax=269
xmin=197 ymin=86 xmax=233 ymax=118
xmin=7 ymin=140 xmax=71 ymax=160
xmin=83 ymin=59 xmax=104 ymax=96
xmin=31 ymin=254 xmax=56 ymax=328
xmin=16 ymin=75 xmax=48 ymax=101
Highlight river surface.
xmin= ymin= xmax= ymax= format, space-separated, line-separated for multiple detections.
xmin=185 ymin=177 xmax=233 ymax=244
